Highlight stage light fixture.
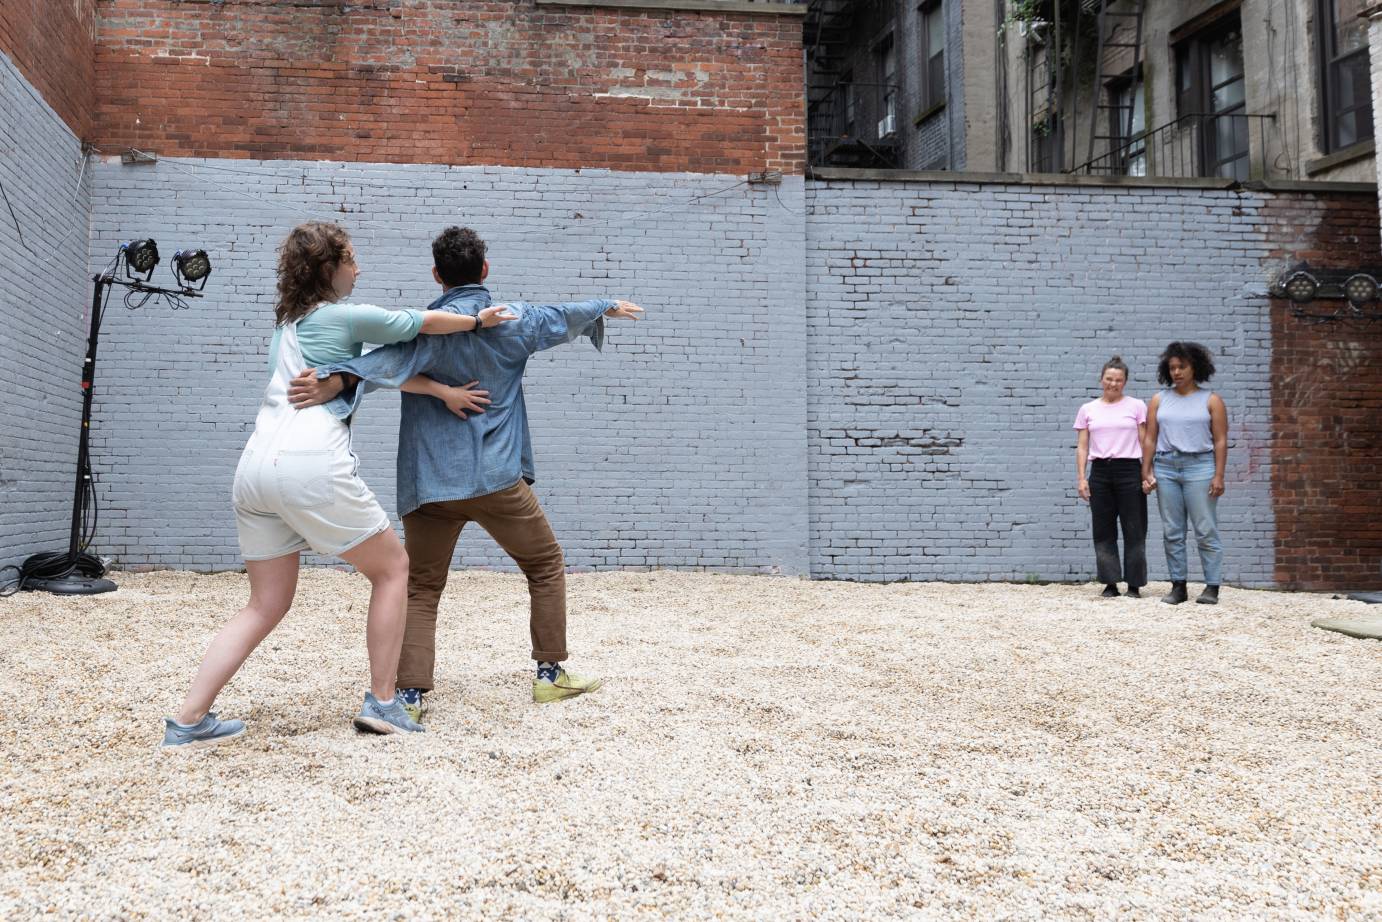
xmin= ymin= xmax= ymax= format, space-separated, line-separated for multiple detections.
xmin=173 ymin=249 xmax=212 ymax=288
xmin=1343 ymin=273 xmax=1378 ymax=308
xmin=122 ymin=239 xmax=160 ymax=278
xmin=9 ymin=240 xmax=213 ymax=597
xmin=1281 ymin=270 xmax=1318 ymax=304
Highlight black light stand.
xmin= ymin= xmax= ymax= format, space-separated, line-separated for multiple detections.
xmin=16 ymin=244 xmax=207 ymax=595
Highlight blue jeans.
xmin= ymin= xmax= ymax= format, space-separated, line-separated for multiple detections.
xmin=1152 ymin=450 xmax=1222 ymax=584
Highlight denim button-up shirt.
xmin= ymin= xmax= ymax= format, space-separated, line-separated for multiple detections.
xmin=317 ymin=284 xmax=613 ymax=517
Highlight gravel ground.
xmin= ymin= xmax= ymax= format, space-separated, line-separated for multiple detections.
xmin=1 ymin=570 xmax=1379 ymax=920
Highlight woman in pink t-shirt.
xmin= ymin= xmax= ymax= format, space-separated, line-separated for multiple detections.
xmin=1074 ymin=356 xmax=1149 ymax=597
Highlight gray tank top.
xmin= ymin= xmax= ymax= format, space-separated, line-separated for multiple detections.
xmin=1155 ymin=388 xmax=1214 ymax=453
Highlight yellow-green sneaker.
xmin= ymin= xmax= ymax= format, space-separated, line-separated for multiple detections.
xmin=532 ymin=668 xmax=604 ymax=704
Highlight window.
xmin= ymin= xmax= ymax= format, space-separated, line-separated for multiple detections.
xmin=842 ymin=69 xmax=856 ymax=138
xmin=1318 ymin=0 xmax=1374 ymax=152
xmin=876 ymin=32 xmax=897 ymax=137
xmin=1175 ymin=14 xmax=1248 ymax=179
xmin=919 ymin=0 xmax=945 ymax=112
xmin=1107 ymin=71 xmax=1146 ymax=176
xmin=1033 ymin=113 xmax=1063 ymax=173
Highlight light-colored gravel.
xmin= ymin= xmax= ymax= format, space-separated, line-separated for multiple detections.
xmin=1 ymin=570 xmax=1379 ymax=920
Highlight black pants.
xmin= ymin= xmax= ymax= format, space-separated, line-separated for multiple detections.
xmin=1089 ymin=458 xmax=1147 ymax=588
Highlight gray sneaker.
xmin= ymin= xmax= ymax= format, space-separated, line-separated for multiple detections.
xmin=353 ymin=692 xmax=424 ymax=735
xmin=161 ymin=712 xmax=246 ymax=750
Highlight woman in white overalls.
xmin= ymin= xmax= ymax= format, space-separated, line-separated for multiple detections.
xmin=162 ymin=222 xmax=514 ymax=748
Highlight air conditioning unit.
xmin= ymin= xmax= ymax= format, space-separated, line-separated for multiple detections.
xmin=877 ymin=112 xmax=896 ymax=137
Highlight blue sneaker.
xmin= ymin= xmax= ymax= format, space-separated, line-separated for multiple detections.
xmin=352 ymin=692 xmax=424 ymax=735
xmin=397 ymin=687 xmax=426 ymax=724
xmin=161 ymin=712 xmax=246 ymax=750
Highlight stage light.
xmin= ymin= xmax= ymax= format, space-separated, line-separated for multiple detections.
xmin=173 ymin=249 xmax=212 ymax=287
xmin=14 ymin=240 xmax=213 ymax=596
xmin=1281 ymin=270 xmax=1318 ymax=304
xmin=1343 ymin=273 xmax=1378 ymax=308
xmin=122 ymin=239 xmax=159 ymax=278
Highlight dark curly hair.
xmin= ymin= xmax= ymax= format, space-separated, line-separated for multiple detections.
xmin=274 ymin=221 xmax=352 ymax=326
xmin=432 ymin=226 xmax=487 ymax=288
xmin=1156 ymin=341 xmax=1216 ymax=386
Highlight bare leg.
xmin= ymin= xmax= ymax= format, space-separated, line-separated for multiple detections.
xmin=340 ymin=528 xmax=410 ymax=702
xmin=175 ymin=552 xmax=300 ymax=725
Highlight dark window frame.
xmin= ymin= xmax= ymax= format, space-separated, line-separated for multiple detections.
xmin=1105 ymin=66 xmax=1146 ymax=175
xmin=874 ymin=29 xmax=898 ymax=138
xmin=1316 ymin=0 xmax=1374 ymax=153
xmin=842 ymin=68 xmax=857 ymax=138
xmin=1174 ymin=12 xmax=1248 ymax=179
xmin=918 ymin=0 xmax=945 ymax=113
xmin=1032 ymin=112 xmax=1063 ymax=173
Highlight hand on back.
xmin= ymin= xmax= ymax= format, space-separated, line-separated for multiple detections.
xmin=478 ymin=305 xmax=519 ymax=328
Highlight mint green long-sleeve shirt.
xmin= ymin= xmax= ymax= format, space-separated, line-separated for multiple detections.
xmin=268 ymin=302 xmax=425 ymax=371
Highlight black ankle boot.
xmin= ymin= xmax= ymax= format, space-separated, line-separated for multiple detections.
xmin=1161 ymin=581 xmax=1188 ymax=605
xmin=1196 ymin=585 xmax=1220 ymax=605
xmin=1125 ymin=586 xmax=1141 ymax=598
xmin=1101 ymin=584 xmax=1120 ymax=598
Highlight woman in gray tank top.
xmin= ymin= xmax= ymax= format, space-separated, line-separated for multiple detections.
xmin=1141 ymin=342 xmax=1229 ymax=605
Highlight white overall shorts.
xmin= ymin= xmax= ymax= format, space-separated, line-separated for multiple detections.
xmin=231 ymin=320 xmax=390 ymax=560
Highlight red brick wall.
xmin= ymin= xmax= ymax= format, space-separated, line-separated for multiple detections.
xmin=1265 ymin=191 xmax=1382 ymax=590
xmin=0 ymin=0 xmax=95 ymax=136
xmin=91 ymin=0 xmax=805 ymax=174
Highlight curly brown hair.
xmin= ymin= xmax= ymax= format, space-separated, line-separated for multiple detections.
xmin=274 ymin=221 xmax=353 ymax=326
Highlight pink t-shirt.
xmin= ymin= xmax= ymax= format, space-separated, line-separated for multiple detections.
xmin=1073 ymin=396 xmax=1147 ymax=460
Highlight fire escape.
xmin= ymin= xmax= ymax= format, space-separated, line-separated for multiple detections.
xmin=805 ymin=0 xmax=902 ymax=169
xmin=1021 ymin=0 xmax=1145 ymax=173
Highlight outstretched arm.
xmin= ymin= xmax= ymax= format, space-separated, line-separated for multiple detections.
xmin=418 ymin=304 xmax=518 ymax=335
xmin=518 ymin=298 xmax=644 ymax=354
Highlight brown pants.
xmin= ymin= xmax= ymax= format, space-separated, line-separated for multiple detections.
xmin=397 ymin=480 xmax=567 ymax=691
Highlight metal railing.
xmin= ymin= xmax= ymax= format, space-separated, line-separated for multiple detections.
xmin=1069 ymin=112 xmax=1277 ymax=180
xmin=808 ymin=81 xmax=903 ymax=167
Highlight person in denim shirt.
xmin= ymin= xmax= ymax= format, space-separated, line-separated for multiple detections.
xmin=290 ymin=226 xmax=643 ymax=714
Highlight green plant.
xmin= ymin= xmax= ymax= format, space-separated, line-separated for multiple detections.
xmin=1009 ymin=0 xmax=1042 ymax=22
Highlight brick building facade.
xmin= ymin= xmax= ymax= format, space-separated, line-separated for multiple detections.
xmin=1 ymin=0 xmax=1378 ymax=590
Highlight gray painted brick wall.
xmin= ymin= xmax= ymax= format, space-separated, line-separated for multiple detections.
xmin=0 ymin=52 xmax=1299 ymax=587
xmin=806 ymin=179 xmax=1276 ymax=586
xmin=0 ymin=55 xmax=92 ymax=570
xmin=85 ymin=160 xmax=809 ymax=575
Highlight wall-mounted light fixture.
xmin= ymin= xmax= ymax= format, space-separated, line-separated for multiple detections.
xmin=1273 ymin=263 xmax=1382 ymax=323
xmin=1342 ymin=273 xmax=1378 ymax=308
xmin=1280 ymin=270 xmax=1319 ymax=304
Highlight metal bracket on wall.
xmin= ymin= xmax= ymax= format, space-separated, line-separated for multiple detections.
xmin=121 ymin=149 xmax=158 ymax=165
xmin=748 ymin=170 xmax=784 ymax=184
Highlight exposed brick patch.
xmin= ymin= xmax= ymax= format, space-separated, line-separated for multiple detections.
xmin=0 ymin=0 xmax=95 ymax=136
xmin=91 ymin=0 xmax=805 ymax=173
xmin=1264 ymin=192 xmax=1382 ymax=591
